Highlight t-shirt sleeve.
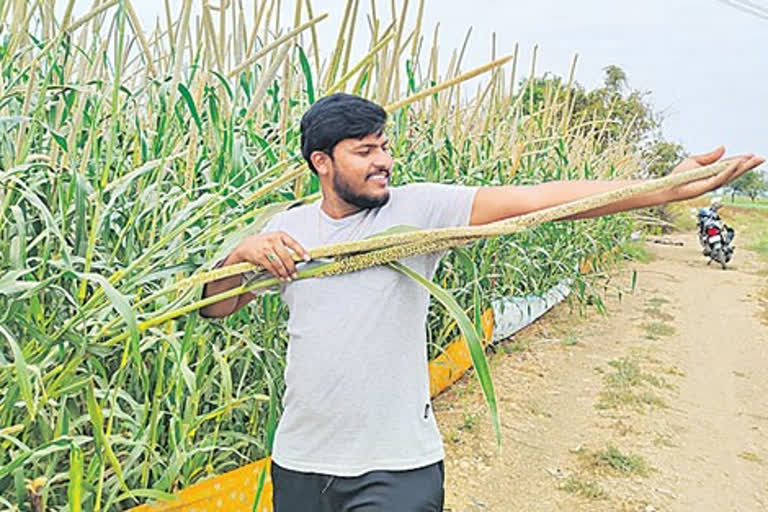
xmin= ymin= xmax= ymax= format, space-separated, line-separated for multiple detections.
xmin=399 ymin=182 xmax=479 ymax=229
xmin=260 ymin=213 xmax=282 ymax=235
xmin=395 ymin=183 xmax=479 ymax=278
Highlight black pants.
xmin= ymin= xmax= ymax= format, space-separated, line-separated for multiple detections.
xmin=271 ymin=460 xmax=445 ymax=511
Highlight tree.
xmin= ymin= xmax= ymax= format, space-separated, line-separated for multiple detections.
xmin=727 ymin=170 xmax=767 ymax=201
xmin=519 ymin=66 xmax=658 ymax=152
xmin=644 ymin=140 xmax=688 ymax=178
xmin=603 ymin=65 xmax=628 ymax=93
xmin=517 ymin=67 xmax=688 ymax=180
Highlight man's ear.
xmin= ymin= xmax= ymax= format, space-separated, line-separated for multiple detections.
xmin=310 ymin=150 xmax=331 ymax=176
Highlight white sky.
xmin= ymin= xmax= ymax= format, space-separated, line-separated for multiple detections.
xmin=62 ymin=0 xmax=767 ymax=159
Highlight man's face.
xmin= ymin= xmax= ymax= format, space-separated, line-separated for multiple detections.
xmin=327 ymin=132 xmax=393 ymax=209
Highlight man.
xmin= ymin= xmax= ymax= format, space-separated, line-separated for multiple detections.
xmin=200 ymin=93 xmax=762 ymax=511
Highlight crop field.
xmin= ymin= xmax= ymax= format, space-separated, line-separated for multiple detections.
xmin=0 ymin=1 xmax=649 ymax=509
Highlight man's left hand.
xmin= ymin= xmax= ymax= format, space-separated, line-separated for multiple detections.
xmin=666 ymin=146 xmax=765 ymax=202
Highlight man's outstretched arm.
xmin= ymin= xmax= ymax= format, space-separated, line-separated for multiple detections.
xmin=470 ymin=147 xmax=764 ymax=226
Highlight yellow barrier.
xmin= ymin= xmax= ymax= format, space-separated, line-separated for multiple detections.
xmin=132 ymin=458 xmax=272 ymax=511
xmin=428 ymin=308 xmax=495 ymax=397
xmin=130 ymin=309 xmax=495 ymax=512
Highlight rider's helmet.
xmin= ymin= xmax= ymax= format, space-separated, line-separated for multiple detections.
xmin=709 ymin=197 xmax=723 ymax=210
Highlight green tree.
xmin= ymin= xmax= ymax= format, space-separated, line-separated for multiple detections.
xmin=603 ymin=65 xmax=628 ymax=92
xmin=518 ymin=66 xmax=694 ymax=233
xmin=644 ymin=140 xmax=688 ymax=178
xmin=519 ymin=66 xmax=684 ymax=174
xmin=519 ymin=66 xmax=658 ymax=151
xmin=728 ymin=170 xmax=768 ymax=201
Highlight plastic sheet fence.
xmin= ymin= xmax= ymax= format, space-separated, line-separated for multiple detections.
xmin=130 ymin=283 xmax=571 ymax=511
xmin=490 ymin=280 xmax=572 ymax=344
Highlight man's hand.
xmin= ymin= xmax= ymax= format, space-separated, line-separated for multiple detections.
xmin=665 ymin=146 xmax=765 ymax=202
xmin=200 ymin=231 xmax=311 ymax=318
xmin=233 ymin=231 xmax=311 ymax=282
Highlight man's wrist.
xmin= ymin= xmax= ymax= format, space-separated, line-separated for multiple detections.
xmin=225 ymin=247 xmax=245 ymax=266
xmin=223 ymin=249 xmax=256 ymax=289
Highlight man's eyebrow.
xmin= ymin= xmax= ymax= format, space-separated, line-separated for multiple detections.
xmin=354 ymin=139 xmax=389 ymax=149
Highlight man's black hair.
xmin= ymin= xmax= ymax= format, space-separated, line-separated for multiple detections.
xmin=300 ymin=93 xmax=387 ymax=173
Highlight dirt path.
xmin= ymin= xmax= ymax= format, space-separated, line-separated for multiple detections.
xmin=437 ymin=228 xmax=768 ymax=511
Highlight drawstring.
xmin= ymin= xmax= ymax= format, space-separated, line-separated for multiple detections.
xmin=321 ymin=476 xmax=335 ymax=495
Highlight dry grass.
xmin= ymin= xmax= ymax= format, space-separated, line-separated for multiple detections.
xmin=579 ymin=445 xmax=653 ymax=477
xmin=559 ymin=475 xmax=608 ymax=500
xmin=597 ymin=357 xmax=668 ymax=411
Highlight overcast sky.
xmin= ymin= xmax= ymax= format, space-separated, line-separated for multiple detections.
xmin=414 ymin=0 xmax=767 ymax=159
xmin=64 ymin=0 xmax=767 ymax=159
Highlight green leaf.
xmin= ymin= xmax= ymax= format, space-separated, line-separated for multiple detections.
xmin=68 ymin=444 xmax=83 ymax=512
xmin=388 ymin=261 xmax=501 ymax=447
xmin=190 ymin=395 xmax=269 ymax=431
xmin=52 ymin=378 xmax=91 ymax=400
xmin=10 ymin=205 xmax=26 ymax=269
xmin=13 ymin=467 xmax=25 ymax=506
xmin=86 ymin=382 xmax=130 ymax=494
xmin=406 ymin=59 xmax=417 ymax=94
xmin=252 ymin=464 xmax=268 ymax=512
xmin=76 ymin=272 xmax=139 ymax=368
xmin=114 ymin=488 xmax=177 ymax=503
xmin=0 ymin=437 xmax=72 ymax=480
xmin=33 ymin=119 xmax=68 ymax=151
xmin=264 ymin=368 xmax=278 ymax=454
xmin=85 ymin=382 xmax=104 ymax=433
xmin=0 ymin=269 xmax=38 ymax=295
xmin=102 ymin=154 xmax=177 ymax=197
xmin=179 ymin=355 xmax=196 ymax=394
xmin=253 ymin=134 xmax=278 ymax=166
xmin=209 ymin=70 xmax=234 ymax=100
xmin=452 ymin=248 xmax=484 ymax=337
xmin=355 ymin=70 xmax=369 ymax=95
xmin=4 ymin=174 xmax=72 ymax=267
xmin=298 ymin=45 xmax=315 ymax=104
xmin=309 ymin=170 xmax=320 ymax=194
xmin=0 ymin=325 xmax=35 ymax=419
xmin=178 ymin=83 xmax=202 ymax=132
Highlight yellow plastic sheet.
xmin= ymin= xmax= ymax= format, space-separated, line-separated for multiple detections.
xmin=130 ymin=458 xmax=272 ymax=512
xmin=428 ymin=308 xmax=495 ymax=397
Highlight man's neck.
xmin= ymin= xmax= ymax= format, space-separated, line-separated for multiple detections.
xmin=320 ymin=195 xmax=362 ymax=220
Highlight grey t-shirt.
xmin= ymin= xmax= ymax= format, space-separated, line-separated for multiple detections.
xmin=264 ymin=183 xmax=478 ymax=476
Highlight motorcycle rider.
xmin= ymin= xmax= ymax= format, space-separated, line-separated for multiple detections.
xmin=696 ymin=196 xmax=734 ymax=265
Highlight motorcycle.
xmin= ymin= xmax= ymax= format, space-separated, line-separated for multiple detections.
xmin=696 ymin=203 xmax=735 ymax=269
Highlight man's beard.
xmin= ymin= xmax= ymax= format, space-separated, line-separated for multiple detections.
xmin=331 ymin=162 xmax=390 ymax=209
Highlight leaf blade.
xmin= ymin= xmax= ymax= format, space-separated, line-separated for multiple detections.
xmin=389 ymin=261 xmax=501 ymax=447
